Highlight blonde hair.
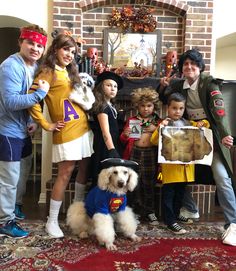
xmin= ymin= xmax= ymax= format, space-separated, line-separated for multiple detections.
xmin=131 ymin=87 xmax=159 ymax=111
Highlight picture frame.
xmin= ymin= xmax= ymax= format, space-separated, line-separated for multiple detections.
xmin=103 ymin=28 xmax=162 ymax=76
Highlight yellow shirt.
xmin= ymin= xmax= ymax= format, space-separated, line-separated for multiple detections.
xmin=29 ymin=66 xmax=90 ymax=144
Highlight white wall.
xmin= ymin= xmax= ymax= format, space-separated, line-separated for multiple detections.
xmin=215 ymin=45 xmax=236 ymax=80
xmin=214 ymin=0 xmax=236 ymax=39
xmin=213 ymin=0 xmax=236 ymax=79
xmin=0 ymin=0 xmax=52 ymax=32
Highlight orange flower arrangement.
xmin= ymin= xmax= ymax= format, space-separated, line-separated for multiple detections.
xmin=108 ymin=6 xmax=157 ymax=33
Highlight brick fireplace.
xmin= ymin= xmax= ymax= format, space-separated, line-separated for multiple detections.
xmin=53 ymin=0 xmax=213 ymax=72
xmin=46 ymin=0 xmax=216 ymax=212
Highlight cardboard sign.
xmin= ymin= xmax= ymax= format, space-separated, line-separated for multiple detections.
xmin=158 ymin=126 xmax=213 ymax=165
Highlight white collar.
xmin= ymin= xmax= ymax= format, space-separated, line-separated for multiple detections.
xmin=183 ymin=77 xmax=199 ymax=90
xmin=55 ymin=64 xmax=67 ymax=71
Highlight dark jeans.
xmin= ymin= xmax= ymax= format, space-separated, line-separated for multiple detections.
xmin=162 ymin=182 xmax=187 ymax=226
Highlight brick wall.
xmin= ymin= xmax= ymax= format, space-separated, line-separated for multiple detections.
xmin=53 ymin=0 xmax=213 ymax=71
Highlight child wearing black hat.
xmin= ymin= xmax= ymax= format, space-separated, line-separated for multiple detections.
xmin=90 ymin=71 xmax=124 ymax=185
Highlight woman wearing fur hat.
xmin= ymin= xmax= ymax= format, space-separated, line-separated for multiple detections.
xmin=90 ymin=71 xmax=123 ymax=185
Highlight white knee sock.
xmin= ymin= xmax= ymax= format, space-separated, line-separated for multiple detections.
xmin=48 ymin=199 xmax=62 ymax=223
xmin=74 ymin=183 xmax=86 ymax=202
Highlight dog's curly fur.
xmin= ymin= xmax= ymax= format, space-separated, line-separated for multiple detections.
xmin=66 ymin=166 xmax=141 ymax=250
xmin=69 ymin=72 xmax=95 ymax=111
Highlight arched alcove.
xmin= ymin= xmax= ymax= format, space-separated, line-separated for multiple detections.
xmin=0 ymin=16 xmax=30 ymax=63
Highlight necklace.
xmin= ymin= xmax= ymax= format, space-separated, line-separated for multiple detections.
xmin=137 ymin=113 xmax=158 ymax=127
xmin=107 ymin=103 xmax=117 ymax=119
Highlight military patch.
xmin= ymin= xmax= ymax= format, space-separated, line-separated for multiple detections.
xmin=214 ymin=99 xmax=224 ymax=107
xmin=216 ymin=109 xmax=225 ymax=116
xmin=210 ymin=90 xmax=221 ymax=96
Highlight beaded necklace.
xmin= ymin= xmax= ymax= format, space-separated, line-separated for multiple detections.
xmin=137 ymin=112 xmax=159 ymax=128
xmin=107 ymin=102 xmax=117 ymax=119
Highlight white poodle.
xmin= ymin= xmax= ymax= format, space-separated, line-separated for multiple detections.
xmin=67 ymin=161 xmax=141 ymax=250
xmin=69 ymin=72 xmax=95 ymax=111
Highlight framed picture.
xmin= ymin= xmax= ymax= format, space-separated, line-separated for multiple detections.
xmin=103 ymin=28 xmax=162 ymax=76
xmin=129 ymin=119 xmax=142 ymax=139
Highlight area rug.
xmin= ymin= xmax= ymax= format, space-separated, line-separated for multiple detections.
xmin=1 ymin=221 xmax=236 ymax=271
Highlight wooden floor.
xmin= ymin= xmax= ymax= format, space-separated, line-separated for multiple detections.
xmin=23 ymin=178 xmax=225 ymax=223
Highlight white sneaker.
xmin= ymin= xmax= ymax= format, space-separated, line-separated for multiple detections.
xmin=180 ymin=207 xmax=200 ymax=219
xmin=45 ymin=219 xmax=64 ymax=238
xmin=147 ymin=213 xmax=159 ymax=226
xmin=222 ymin=223 xmax=236 ymax=246
xmin=168 ymin=223 xmax=187 ymax=235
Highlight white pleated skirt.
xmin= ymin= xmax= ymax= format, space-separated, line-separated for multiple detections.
xmin=52 ymin=130 xmax=94 ymax=163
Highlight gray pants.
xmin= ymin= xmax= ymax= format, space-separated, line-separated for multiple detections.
xmin=0 ymin=155 xmax=32 ymax=223
xmin=0 ymin=161 xmax=20 ymax=222
xmin=16 ymin=154 xmax=32 ymax=205
xmin=182 ymin=189 xmax=199 ymax=213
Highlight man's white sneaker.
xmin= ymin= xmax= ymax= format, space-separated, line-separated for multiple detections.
xmin=180 ymin=207 xmax=200 ymax=219
xmin=222 ymin=223 xmax=236 ymax=246
xmin=45 ymin=219 xmax=64 ymax=238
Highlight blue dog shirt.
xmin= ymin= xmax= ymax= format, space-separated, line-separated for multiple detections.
xmin=85 ymin=186 xmax=127 ymax=217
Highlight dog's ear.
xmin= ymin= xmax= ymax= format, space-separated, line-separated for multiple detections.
xmin=127 ymin=168 xmax=138 ymax=191
xmin=97 ymin=168 xmax=113 ymax=190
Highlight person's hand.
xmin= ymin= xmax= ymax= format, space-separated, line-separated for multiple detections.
xmin=108 ymin=148 xmax=120 ymax=158
xmin=161 ymin=118 xmax=171 ymax=126
xmin=27 ymin=123 xmax=38 ymax=137
xmin=195 ymin=121 xmax=205 ymax=128
xmin=160 ymin=76 xmax=171 ymax=88
xmin=48 ymin=120 xmax=65 ymax=132
xmin=38 ymin=79 xmax=50 ymax=93
xmin=123 ymin=127 xmax=131 ymax=138
xmin=222 ymin=135 xmax=234 ymax=148
xmin=195 ymin=120 xmax=209 ymax=128
xmin=142 ymin=123 xmax=156 ymax=133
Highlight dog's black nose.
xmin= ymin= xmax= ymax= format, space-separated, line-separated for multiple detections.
xmin=87 ymin=80 xmax=92 ymax=87
xmin=117 ymin=181 xmax=124 ymax=188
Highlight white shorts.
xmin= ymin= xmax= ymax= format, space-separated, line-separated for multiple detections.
xmin=52 ymin=130 xmax=94 ymax=163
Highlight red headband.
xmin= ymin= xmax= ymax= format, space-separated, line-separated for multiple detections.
xmin=20 ymin=29 xmax=47 ymax=47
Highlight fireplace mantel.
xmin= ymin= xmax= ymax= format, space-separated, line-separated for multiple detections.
xmin=117 ymin=77 xmax=160 ymax=101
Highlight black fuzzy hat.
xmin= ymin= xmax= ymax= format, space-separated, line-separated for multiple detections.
xmin=95 ymin=71 xmax=123 ymax=90
xmin=178 ymin=48 xmax=205 ymax=73
xmin=100 ymin=158 xmax=139 ymax=173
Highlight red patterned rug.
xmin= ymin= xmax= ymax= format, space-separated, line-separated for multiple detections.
xmin=1 ymin=221 xmax=236 ymax=271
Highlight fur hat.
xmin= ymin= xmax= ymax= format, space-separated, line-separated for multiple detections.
xmin=95 ymin=71 xmax=123 ymax=90
xmin=100 ymin=158 xmax=139 ymax=172
xmin=178 ymin=49 xmax=205 ymax=73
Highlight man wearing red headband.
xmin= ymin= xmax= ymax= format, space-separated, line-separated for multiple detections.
xmin=0 ymin=24 xmax=49 ymax=238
